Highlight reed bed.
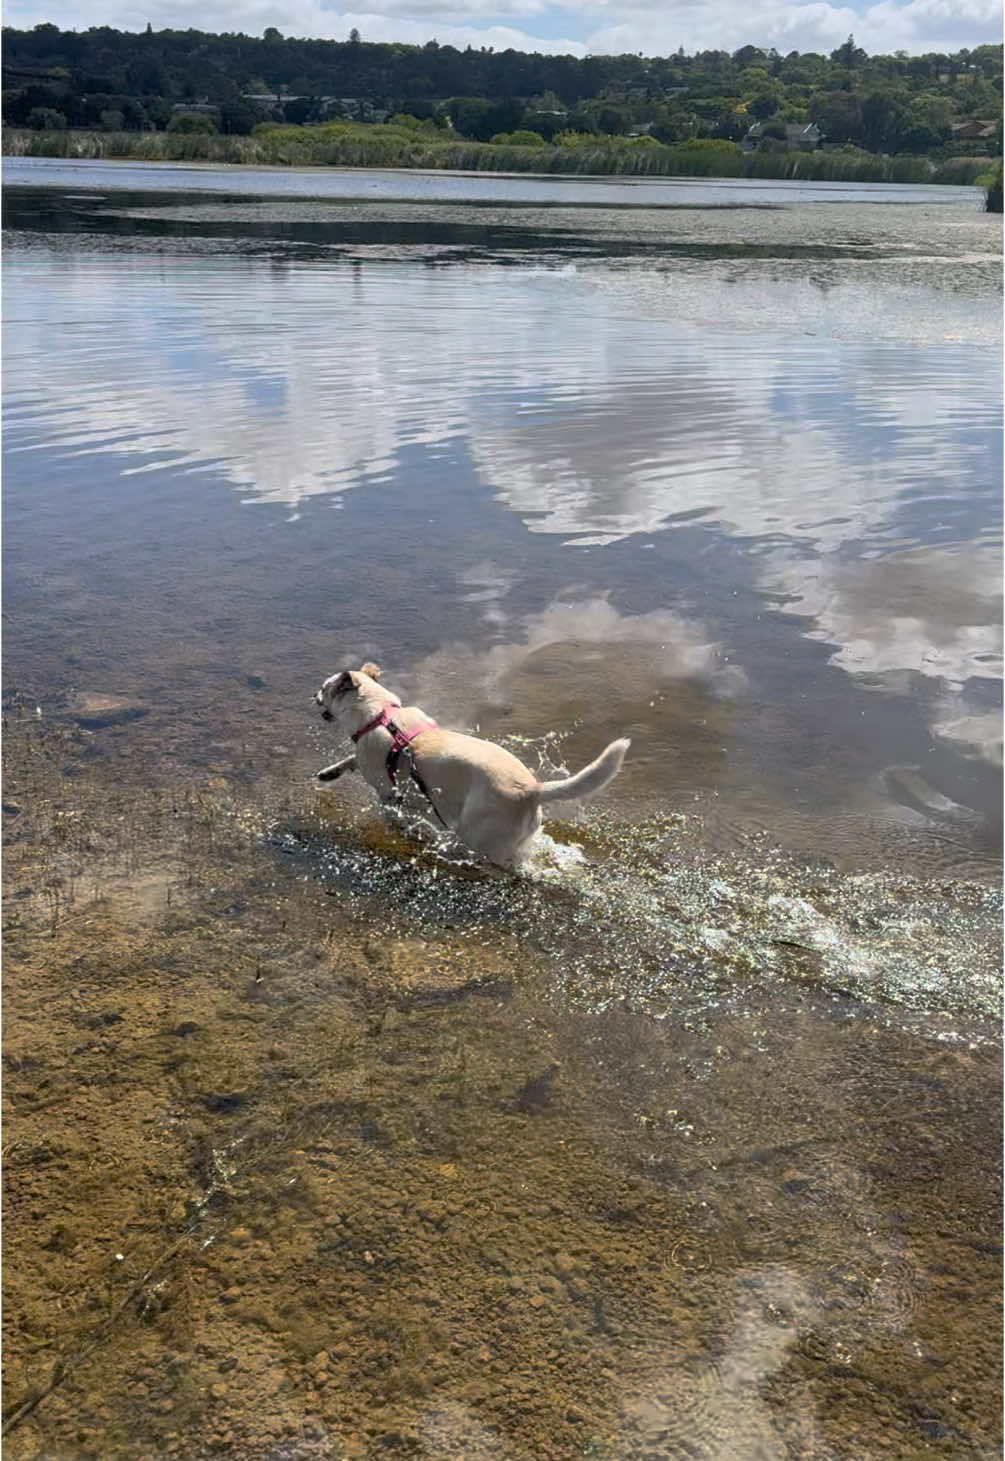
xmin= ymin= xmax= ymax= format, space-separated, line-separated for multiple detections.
xmin=3 ymin=124 xmax=995 ymax=187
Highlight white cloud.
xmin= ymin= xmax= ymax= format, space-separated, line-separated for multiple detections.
xmin=759 ymin=544 xmax=1003 ymax=688
xmin=405 ymin=594 xmax=735 ymax=728
xmin=5 ymin=242 xmax=999 ymax=766
xmin=580 ymin=0 xmax=1003 ymax=58
xmin=5 ymin=0 xmax=1003 ymax=53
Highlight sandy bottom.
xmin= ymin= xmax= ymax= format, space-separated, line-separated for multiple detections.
xmin=2 ymin=708 xmax=1001 ymax=1461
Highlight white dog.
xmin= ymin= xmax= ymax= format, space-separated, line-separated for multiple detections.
xmin=313 ymin=662 xmax=629 ymax=868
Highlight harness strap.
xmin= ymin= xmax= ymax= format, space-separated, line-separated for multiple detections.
xmin=351 ymin=702 xmax=402 ymax=744
xmin=385 ymin=721 xmax=438 ymax=780
xmin=351 ymin=705 xmax=439 ymax=787
xmin=406 ymin=764 xmax=450 ymax=830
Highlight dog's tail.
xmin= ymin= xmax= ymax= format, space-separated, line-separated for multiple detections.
xmin=537 ymin=738 xmax=630 ymax=805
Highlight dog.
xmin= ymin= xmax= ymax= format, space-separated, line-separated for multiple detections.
xmin=313 ymin=662 xmax=630 ymax=868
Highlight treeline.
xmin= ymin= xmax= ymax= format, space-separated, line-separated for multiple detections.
xmin=2 ymin=23 xmax=1002 ymax=159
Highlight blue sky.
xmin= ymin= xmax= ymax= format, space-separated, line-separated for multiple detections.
xmin=7 ymin=0 xmax=1003 ymax=56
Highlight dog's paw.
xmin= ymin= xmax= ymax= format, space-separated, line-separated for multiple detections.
xmin=315 ymin=764 xmax=345 ymax=782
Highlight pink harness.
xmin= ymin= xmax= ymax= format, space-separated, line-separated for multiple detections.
xmin=351 ymin=701 xmax=439 ymax=783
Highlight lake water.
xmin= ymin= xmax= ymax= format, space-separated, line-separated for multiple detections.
xmin=3 ymin=159 xmax=1002 ymax=1461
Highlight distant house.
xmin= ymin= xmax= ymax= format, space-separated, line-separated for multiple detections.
xmin=171 ymin=101 xmax=219 ymax=116
xmin=741 ymin=121 xmax=821 ymax=152
xmin=950 ymin=119 xmax=998 ymax=140
xmin=627 ymin=122 xmax=654 ymax=137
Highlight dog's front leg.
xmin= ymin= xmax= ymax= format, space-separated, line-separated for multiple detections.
xmin=315 ymin=754 xmax=357 ymax=783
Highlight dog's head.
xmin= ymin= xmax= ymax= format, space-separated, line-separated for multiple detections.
xmin=313 ymin=662 xmax=382 ymax=722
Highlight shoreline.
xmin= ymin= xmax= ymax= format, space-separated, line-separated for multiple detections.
xmin=3 ymin=127 xmax=995 ymax=190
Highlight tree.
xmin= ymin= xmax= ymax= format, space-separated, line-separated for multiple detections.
xmin=0 ymin=22 xmax=1000 ymax=154
xmin=219 ymin=98 xmax=260 ymax=133
xmin=709 ymin=106 xmax=747 ymax=141
xmin=738 ymin=65 xmax=783 ymax=119
xmin=810 ymin=89 xmax=863 ymax=143
xmin=860 ymin=87 xmax=911 ymax=150
xmin=522 ymin=109 xmax=563 ymax=140
xmin=144 ymin=97 xmax=172 ymax=128
xmin=28 ymin=105 xmax=66 ymax=129
xmin=166 ymin=111 xmax=216 ymax=133
xmin=447 ymin=95 xmax=522 ymax=141
xmin=594 ymin=102 xmax=631 ymax=134
xmin=125 ymin=55 xmax=167 ymax=94
xmin=387 ymin=112 xmax=437 ymax=132
xmin=490 ymin=128 xmax=545 ymax=146
xmin=746 ymin=88 xmax=783 ymax=120
xmin=832 ymin=34 xmax=866 ymax=69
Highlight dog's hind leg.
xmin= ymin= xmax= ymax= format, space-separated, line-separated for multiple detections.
xmin=315 ymin=755 xmax=357 ymax=782
xmin=454 ymin=802 xmax=541 ymax=871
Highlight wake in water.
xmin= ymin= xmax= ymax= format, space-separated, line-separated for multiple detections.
xmin=276 ymin=767 xmax=1001 ymax=1045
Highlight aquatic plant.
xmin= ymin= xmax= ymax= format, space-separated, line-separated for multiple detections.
xmin=933 ymin=155 xmax=1003 ymax=186
xmin=2 ymin=123 xmax=991 ymax=188
xmin=978 ymin=158 xmax=1003 ymax=211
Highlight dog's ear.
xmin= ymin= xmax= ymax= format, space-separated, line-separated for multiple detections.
xmin=333 ymin=669 xmax=356 ymax=695
xmin=360 ymin=661 xmax=382 ymax=681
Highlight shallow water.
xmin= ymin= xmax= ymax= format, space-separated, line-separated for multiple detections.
xmin=1 ymin=155 xmax=988 ymax=208
xmin=2 ymin=162 xmax=1002 ymax=1460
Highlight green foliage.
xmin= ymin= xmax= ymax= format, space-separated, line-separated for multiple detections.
xmin=977 ymin=158 xmax=1003 ymax=207
xmin=553 ymin=130 xmax=595 ymax=148
xmin=490 ymin=129 xmax=545 ymax=147
xmin=929 ymin=155 xmax=997 ymax=183
xmin=5 ymin=120 xmax=993 ymax=187
xmin=27 ymin=106 xmax=66 ymax=130
xmin=1 ymin=22 xmax=999 ymax=161
xmin=387 ymin=112 xmax=439 ymax=133
xmin=673 ymin=137 xmax=740 ymax=152
xmin=218 ymin=100 xmax=262 ymax=136
xmin=809 ymin=90 xmax=863 ymax=143
xmin=166 ymin=111 xmax=217 ymax=134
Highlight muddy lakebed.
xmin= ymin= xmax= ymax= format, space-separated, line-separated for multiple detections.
xmin=2 ymin=161 xmax=1002 ymax=1459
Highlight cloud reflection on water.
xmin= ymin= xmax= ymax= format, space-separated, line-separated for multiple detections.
xmin=4 ymin=245 xmax=1000 ymax=775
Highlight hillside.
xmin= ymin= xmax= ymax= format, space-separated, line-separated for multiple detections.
xmin=3 ymin=24 xmax=1002 ymax=161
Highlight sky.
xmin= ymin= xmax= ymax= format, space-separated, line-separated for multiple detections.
xmin=6 ymin=0 xmax=1004 ymax=58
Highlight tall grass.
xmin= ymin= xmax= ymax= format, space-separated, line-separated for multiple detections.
xmin=931 ymin=156 xmax=1002 ymax=185
xmin=3 ymin=127 xmax=262 ymax=163
xmin=978 ymin=159 xmax=1003 ymax=211
xmin=3 ymin=124 xmax=997 ymax=187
